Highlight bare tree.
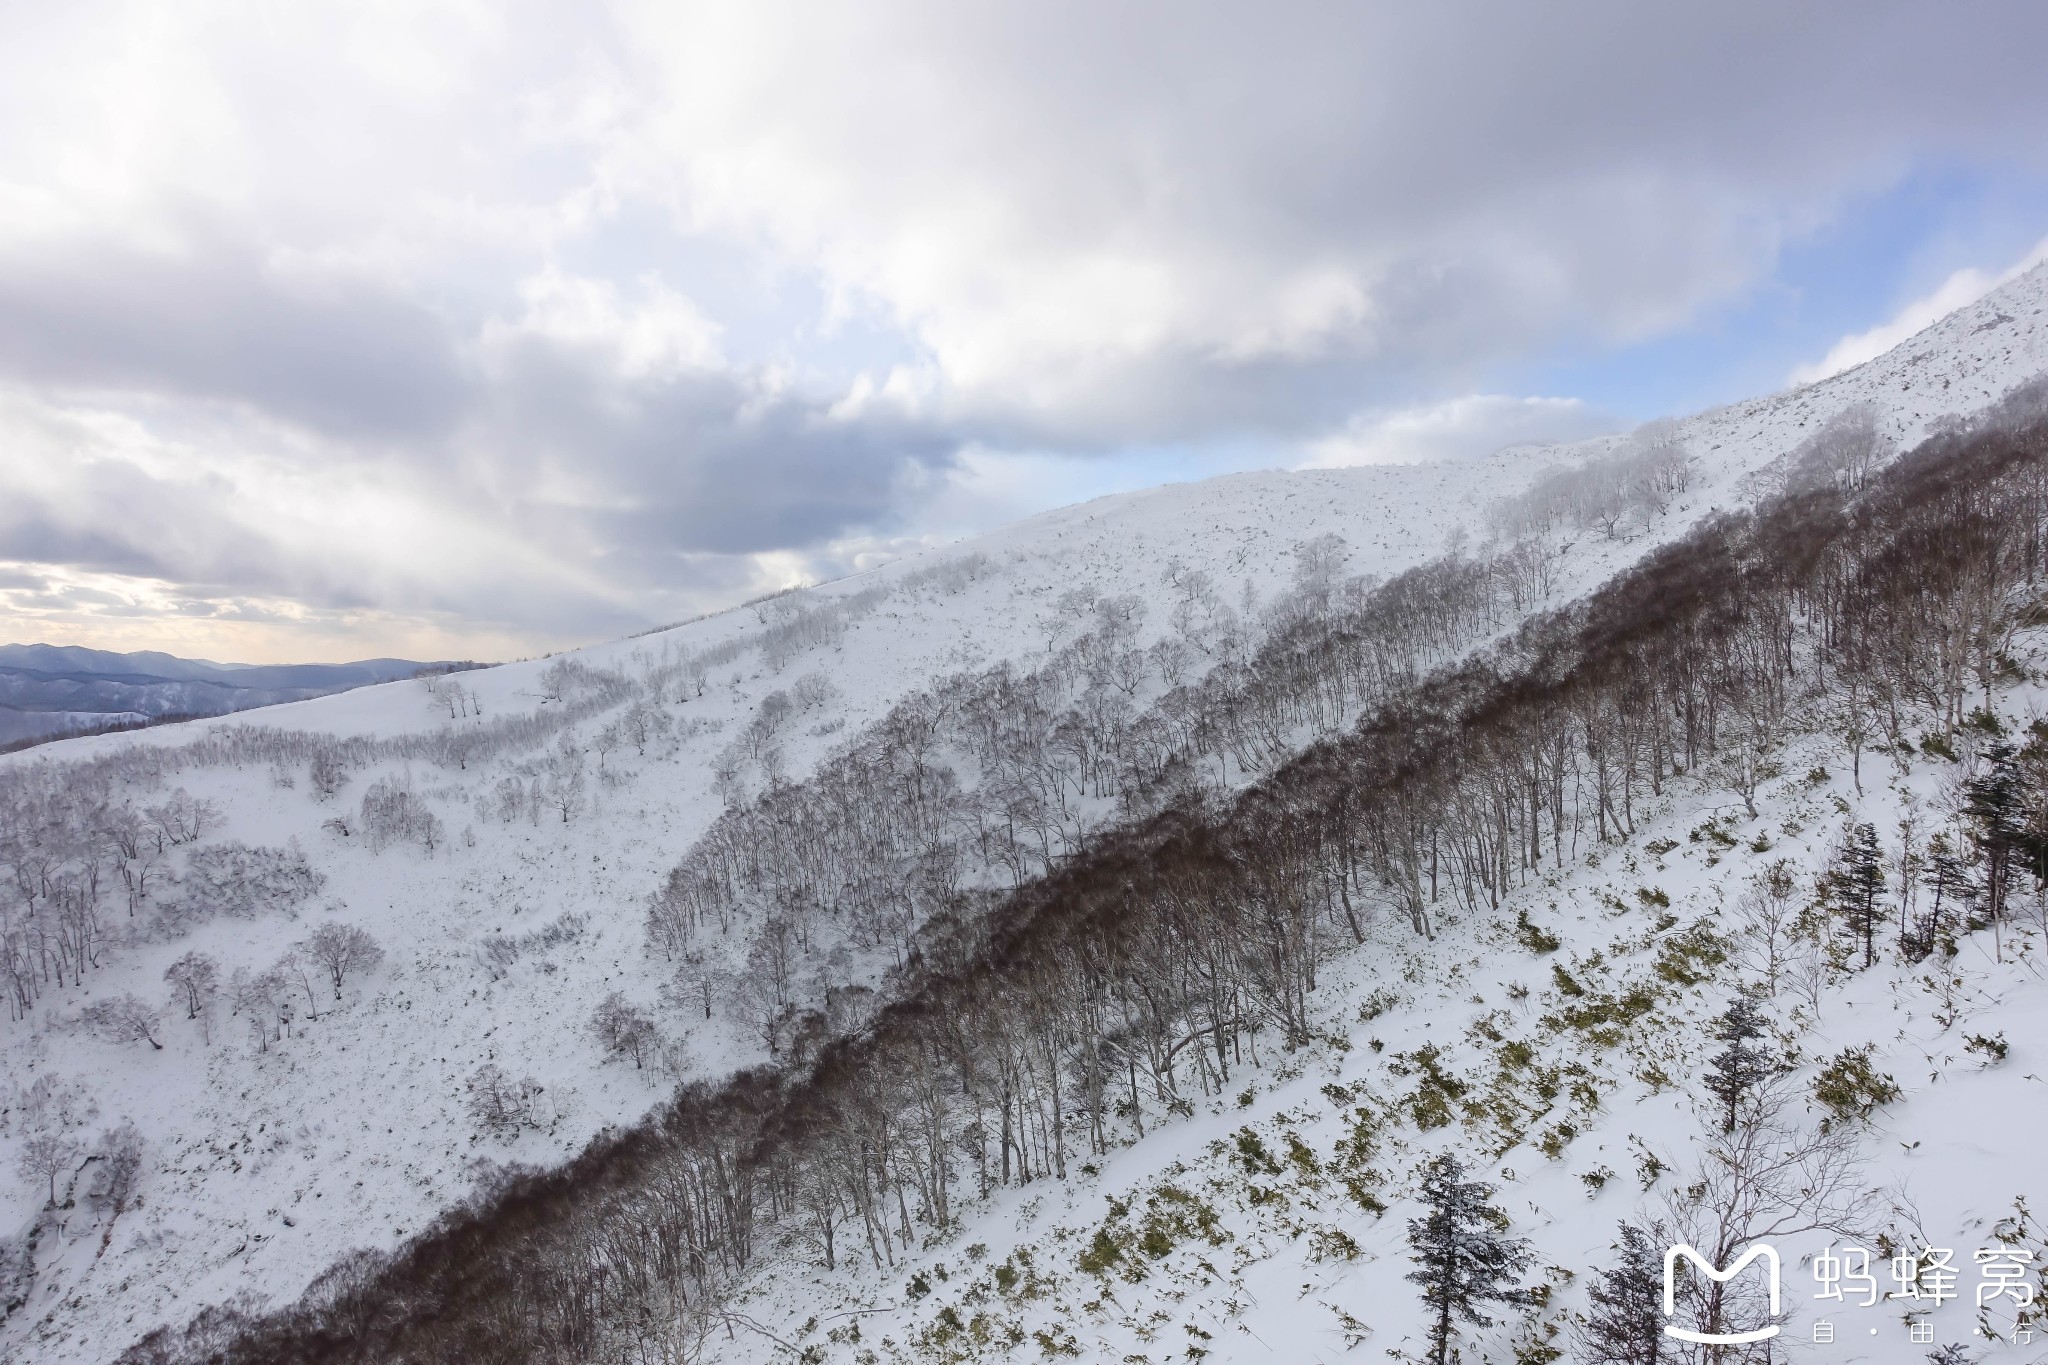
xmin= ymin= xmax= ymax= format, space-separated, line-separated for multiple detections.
xmin=309 ymin=748 xmax=351 ymax=801
xmin=1660 ymin=1074 xmax=1883 ymax=1356
xmin=275 ymin=946 xmax=322 ymax=1019
xmin=644 ymin=879 xmax=695 ymax=962
xmin=790 ymin=671 xmax=838 ymax=712
xmin=1714 ymin=710 xmax=1778 ymax=821
xmin=590 ymin=992 xmax=658 ymax=1069
xmin=465 ymin=1063 xmax=544 ymax=1138
xmin=86 ymin=1121 xmax=146 ymax=1250
xmin=16 ymin=1130 xmax=80 ymax=1206
xmin=229 ymin=966 xmax=287 ymax=1051
xmin=99 ymin=804 xmax=163 ymax=918
xmin=163 ymin=951 xmax=220 ymax=1037
xmin=543 ymin=744 xmax=587 ymax=823
xmin=360 ymin=780 xmax=443 ymax=852
xmin=538 ymin=657 xmax=575 ymax=704
xmin=621 ymin=700 xmax=674 ymax=755
xmin=711 ymin=743 xmax=748 ymax=808
xmin=303 ymin=923 xmax=384 ymax=1000
xmin=661 ymin=954 xmax=717 ymax=1021
xmin=1730 ymin=862 xmax=1800 ymax=998
xmin=1788 ymin=402 xmax=1892 ymax=494
xmin=81 ymin=994 xmax=163 ymax=1050
xmin=145 ymin=790 xmax=219 ymax=847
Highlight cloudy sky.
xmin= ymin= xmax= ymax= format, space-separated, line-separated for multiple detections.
xmin=2 ymin=1 xmax=2047 ymax=663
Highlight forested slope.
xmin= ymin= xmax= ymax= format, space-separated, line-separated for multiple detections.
xmin=116 ymin=375 xmax=2048 ymax=1362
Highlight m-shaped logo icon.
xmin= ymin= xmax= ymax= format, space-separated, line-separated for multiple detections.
xmin=1662 ymin=1243 xmax=1782 ymax=1345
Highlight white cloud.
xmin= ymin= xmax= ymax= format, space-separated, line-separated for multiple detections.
xmin=479 ymin=267 xmax=724 ymax=381
xmin=615 ymin=1 xmax=2048 ymax=433
xmin=1789 ymin=236 xmax=2048 ymax=386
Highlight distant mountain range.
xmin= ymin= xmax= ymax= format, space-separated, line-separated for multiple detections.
xmin=0 ymin=643 xmax=452 ymax=748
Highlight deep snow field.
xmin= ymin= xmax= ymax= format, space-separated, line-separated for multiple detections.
xmin=4 ymin=264 xmax=2048 ymax=1364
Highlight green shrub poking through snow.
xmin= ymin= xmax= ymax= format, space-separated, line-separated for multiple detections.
xmin=1965 ymin=1032 xmax=2010 ymax=1066
xmin=1392 ymin=1044 xmax=1468 ymax=1130
xmin=1515 ymin=910 xmax=1561 ymax=954
xmin=1812 ymin=1044 xmax=1902 ymax=1128
xmin=1652 ymin=923 xmax=1725 ymax=987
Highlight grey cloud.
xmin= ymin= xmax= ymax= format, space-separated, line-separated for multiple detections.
xmin=0 ymin=364 xmax=960 ymax=640
xmin=6 ymin=4 xmax=2047 ymax=463
xmin=475 ymin=341 xmax=961 ymax=558
xmin=1008 ymin=2 xmax=2048 ymax=236
xmin=0 ymin=443 xmax=398 ymax=611
xmin=0 ymin=467 xmax=643 ymax=640
xmin=0 ymin=566 xmax=51 ymax=591
xmin=0 ymin=224 xmax=472 ymax=440
xmin=10 ymin=2 xmax=2046 ymax=461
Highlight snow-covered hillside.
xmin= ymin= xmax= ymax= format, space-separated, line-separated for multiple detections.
xmin=658 ymin=272 xmax=2048 ymax=1365
xmin=709 ymin=621 xmax=2048 ymax=1365
xmin=6 ymin=264 xmax=2048 ymax=1365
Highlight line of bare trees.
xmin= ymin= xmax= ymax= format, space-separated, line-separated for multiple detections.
xmin=0 ymin=788 xmax=323 ymax=1022
xmin=647 ymin=520 xmax=1542 ymax=1051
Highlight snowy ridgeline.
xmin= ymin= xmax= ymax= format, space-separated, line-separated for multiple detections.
xmin=0 ymin=266 xmax=2047 ymax=1363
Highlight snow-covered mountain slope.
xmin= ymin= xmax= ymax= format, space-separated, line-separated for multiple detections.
xmin=4 ymin=263 xmax=2048 ymax=1365
xmin=713 ymin=634 xmax=2048 ymax=1365
xmin=7 ymin=462 xmax=1568 ymax=1365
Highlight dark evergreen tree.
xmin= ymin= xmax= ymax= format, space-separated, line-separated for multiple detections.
xmin=2021 ymin=731 xmax=2048 ymax=894
xmin=1914 ymin=831 xmax=1975 ymax=959
xmin=1406 ymin=1152 xmax=1534 ymax=1365
xmin=1828 ymin=822 xmax=1886 ymax=968
xmin=1965 ymin=740 xmax=2027 ymax=923
xmin=1577 ymin=1222 xmax=1666 ymax=1365
xmin=1702 ymin=991 xmax=1775 ymax=1132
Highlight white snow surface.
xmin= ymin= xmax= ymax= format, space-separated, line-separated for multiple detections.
xmin=2 ymin=264 xmax=2047 ymax=1363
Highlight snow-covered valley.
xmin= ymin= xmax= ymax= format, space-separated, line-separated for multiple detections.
xmin=7 ymin=265 xmax=2048 ymax=1365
